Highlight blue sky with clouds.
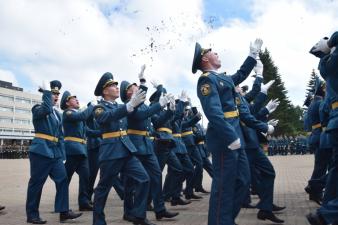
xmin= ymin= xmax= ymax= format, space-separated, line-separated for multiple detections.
xmin=0 ymin=0 xmax=337 ymax=110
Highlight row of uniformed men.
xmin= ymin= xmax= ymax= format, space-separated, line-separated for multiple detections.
xmin=25 ymin=69 xmax=214 ymax=225
xmin=192 ymin=38 xmax=286 ymax=225
xmin=305 ymin=31 xmax=338 ymax=225
xmin=268 ymin=135 xmax=309 ymax=156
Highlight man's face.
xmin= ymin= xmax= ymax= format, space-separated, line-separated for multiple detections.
xmin=52 ymin=93 xmax=59 ymax=106
xmin=126 ymin=84 xmax=139 ymax=99
xmin=103 ymin=84 xmax=119 ymax=99
xmin=66 ymin=97 xmax=80 ymax=109
xmin=204 ymin=51 xmax=221 ymax=69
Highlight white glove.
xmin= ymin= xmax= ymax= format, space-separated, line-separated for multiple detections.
xmin=228 ymin=138 xmax=241 ymax=150
xmin=38 ymin=80 xmax=47 ymax=93
xmin=267 ymin=125 xmax=274 ymax=135
xmin=138 ymin=64 xmax=146 ymax=81
xmin=126 ymin=89 xmax=146 ymax=111
xmin=159 ymin=94 xmax=170 ymax=107
xmin=178 ymin=90 xmax=188 ymax=102
xmin=249 ymin=38 xmax=263 ymax=59
xmin=168 ymin=94 xmax=176 ymax=111
xmin=90 ymin=98 xmax=98 ymax=106
xmin=150 ymin=80 xmax=159 ymax=88
xmin=261 ymin=80 xmax=275 ymax=94
xmin=254 ymin=59 xmax=263 ymax=78
xmin=331 ymin=46 xmax=336 ymax=54
xmin=268 ymin=119 xmax=279 ymax=127
xmin=265 ymin=99 xmax=280 ymax=113
xmin=312 ymin=37 xmax=330 ymax=54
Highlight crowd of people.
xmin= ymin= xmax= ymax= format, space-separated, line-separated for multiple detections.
xmin=1 ymin=31 xmax=338 ymax=225
xmin=0 ymin=144 xmax=30 ymax=159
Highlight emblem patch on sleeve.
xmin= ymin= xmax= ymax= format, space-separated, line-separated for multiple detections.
xmin=200 ymin=83 xmax=211 ymax=96
xmin=95 ymin=107 xmax=104 ymax=116
xmin=235 ymin=97 xmax=241 ymax=105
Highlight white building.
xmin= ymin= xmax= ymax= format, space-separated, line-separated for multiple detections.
xmin=0 ymin=80 xmax=41 ymax=147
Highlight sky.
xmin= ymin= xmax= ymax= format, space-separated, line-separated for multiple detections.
xmin=0 ymin=0 xmax=337 ymax=113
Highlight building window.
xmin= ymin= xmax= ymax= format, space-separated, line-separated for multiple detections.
xmin=15 ymin=108 xmax=30 ymax=114
xmin=15 ymin=97 xmax=31 ymax=104
xmin=13 ymin=119 xmax=30 ymax=125
xmin=0 ymin=117 xmax=13 ymax=124
xmin=0 ymin=106 xmax=13 ymax=112
xmin=0 ymin=94 xmax=14 ymax=102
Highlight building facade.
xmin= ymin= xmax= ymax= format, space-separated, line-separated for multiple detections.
xmin=0 ymin=80 xmax=42 ymax=157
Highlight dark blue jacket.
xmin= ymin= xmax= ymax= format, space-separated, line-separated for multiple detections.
xmin=308 ymin=96 xmax=323 ymax=146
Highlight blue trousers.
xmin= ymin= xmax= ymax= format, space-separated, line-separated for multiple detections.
xmin=246 ymin=147 xmax=275 ymax=211
xmin=318 ymin=199 xmax=338 ymax=224
xmin=65 ymin=154 xmax=90 ymax=207
xmin=93 ymin=156 xmax=149 ymax=225
xmin=194 ymin=144 xmax=213 ymax=190
xmin=26 ymin=152 xmax=69 ymax=220
xmin=88 ymin=148 xmax=99 ymax=200
xmin=208 ymin=148 xmax=250 ymax=225
xmin=124 ymin=154 xmax=165 ymax=214
xmin=185 ymin=145 xmax=203 ymax=195
xmin=155 ymin=147 xmax=184 ymax=199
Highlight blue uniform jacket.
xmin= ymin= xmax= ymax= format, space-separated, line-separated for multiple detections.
xmin=181 ymin=113 xmax=202 ymax=147
xmin=86 ymin=114 xmax=102 ymax=151
xmin=308 ymin=96 xmax=323 ymax=146
xmin=94 ymin=100 xmax=137 ymax=162
xmin=127 ymin=102 xmax=161 ymax=155
xmin=244 ymin=76 xmax=263 ymax=103
xmin=29 ymin=90 xmax=64 ymax=159
xmin=170 ymin=101 xmax=189 ymax=154
xmin=319 ymin=31 xmax=338 ymax=131
xmin=319 ymin=98 xmax=332 ymax=149
xmin=151 ymin=106 xmax=175 ymax=141
xmin=63 ymin=105 xmax=94 ymax=156
xmin=197 ymin=56 xmax=256 ymax=150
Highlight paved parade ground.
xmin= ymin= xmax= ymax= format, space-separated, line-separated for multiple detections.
xmin=0 ymin=155 xmax=318 ymax=225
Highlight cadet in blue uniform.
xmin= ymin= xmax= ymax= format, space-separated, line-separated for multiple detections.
xmin=92 ymin=72 xmax=155 ymax=225
xmin=307 ymin=31 xmax=338 ymax=225
xmin=150 ymin=85 xmax=191 ymax=206
xmin=26 ymin=81 xmax=82 ymax=224
xmin=119 ymin=77 xmax=179 ymax=221
xmin=306 ymin=77 xmax=325 ymax=205
xmin=193 ymin=39 xmax=263 ymax=225
xmin=61 ymin=91 xmax=94 ymax=211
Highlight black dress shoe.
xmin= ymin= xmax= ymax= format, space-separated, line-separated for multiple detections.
xmin=130 ymin=217 xmax=156 ymax=225
xmin=257 ymin=210 xmax=284 ymax=223
xmin=306 ymin=213 xmax=327 ymax=225
xmin=60 ymin=210 xmax=82 ymax=223
xmin=123 ymin=214 xmax=136 ymax=222
xmin=79 ymin=204 xmax=93 ymax=211
xmin=155 ymin=210 xmax=179 ymax=220
xmin=305 ymin=185 xmax=312 ymax=194
xmin=185 ymin=193 xmax=203 ymax=200
xmin=147 ymin=203 xmax=154 ymax=211
xmin=171 ymin=198 xmax=191 ymax=206
xmin=0 ymin=205 xmax=5 ymax=211
xmin=27 ymin=218 xmax=47 ymax=224
xmin=195 ymin=188 xmax=210 ymax=194
xmin=242 ymin=203 xmax=256 ymax=209
xmin=272 ymin=204 xmax=286 ymax=211
xmin=309 ymin=194 xmax=322 ymax=205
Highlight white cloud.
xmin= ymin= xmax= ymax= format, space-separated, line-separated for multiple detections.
xmin=0 ymin=69 xmax=18 ymax=86
xmin=0 ymin=0 xmax=337 ymax=112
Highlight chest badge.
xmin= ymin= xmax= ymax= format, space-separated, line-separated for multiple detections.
xmin=235 ymin=97 xmax=241 ymax=105
xmin=95 ymin=107 xmax=104 ymax=116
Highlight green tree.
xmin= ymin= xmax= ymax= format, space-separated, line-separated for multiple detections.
xmin=260 ymin=49 xmax=303 ymax=136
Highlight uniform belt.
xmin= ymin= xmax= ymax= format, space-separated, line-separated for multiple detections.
xmin=181 ymin=131 xmax=193 ymax=137
xmin=332 ymin=102 xmax=338 ymax=110
xmin=127 ymin=129 xmax=149 ymax=136
xmin=157 ymin=128 xmax=172 ymax=134
xmin=312 ymin=123 xmax=322 ymax=130
xmin=173 ymin=133 xmax=182 ymax=138
xmin=198 ymin=141 xmax=205 ymax=145
xmin=102 ymin=130 xmax=127 ymax=139
xmin=64 ymin=137 xmax=86 ymax=144
xmin=224 ymin=110 xmax=239 ymax=118
xmin=35 ymin=133 xmax=59 ymax=142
